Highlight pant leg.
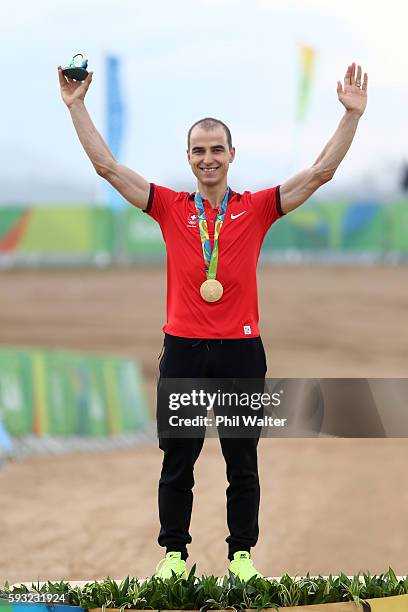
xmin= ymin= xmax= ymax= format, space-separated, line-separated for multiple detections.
xmin=158 ymin=436 xmax=204 ymax=559
xmin=208 ymin=337 xmax=267 ymax=560
xmin=220 ymin=435 xmax=262 ymax=560
xmin=157 ymin=334 xmax=209 ymax=560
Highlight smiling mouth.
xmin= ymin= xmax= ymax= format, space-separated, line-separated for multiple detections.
xmin=200 ymin=167 xmax=219 ymax=173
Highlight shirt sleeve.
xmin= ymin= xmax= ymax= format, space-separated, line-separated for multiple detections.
xmin=142 ymin=183 xmax=180 ymax=226
xmin=251 ymin=185 xmax=284 ymax=232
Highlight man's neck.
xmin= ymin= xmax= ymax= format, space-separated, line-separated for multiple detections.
xmin=197 ymin=181 xmax=228 ymax=209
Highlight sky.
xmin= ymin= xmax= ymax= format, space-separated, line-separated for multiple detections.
xmin=0 ymin=0 xmax=407 ymax=203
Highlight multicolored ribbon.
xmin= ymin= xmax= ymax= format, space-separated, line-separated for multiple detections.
xmin=194 ymin=188 xmax=229 ymax=280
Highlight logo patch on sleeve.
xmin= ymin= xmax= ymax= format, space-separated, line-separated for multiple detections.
xmin=243 ymin=325 xmax=252 ymax=335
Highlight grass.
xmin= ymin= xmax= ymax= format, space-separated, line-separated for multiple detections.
xmin=1 ymin=568 xmax=408 ymax=610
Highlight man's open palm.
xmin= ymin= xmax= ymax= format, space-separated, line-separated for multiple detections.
xmin=337 ymin=62 xmax=368 ymax=116
xmin=58 ymin=66 xmax=93 ymax=108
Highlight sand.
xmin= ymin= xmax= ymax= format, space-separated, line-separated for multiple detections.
xmin=0 ymin=265 xmax=407 ymax=584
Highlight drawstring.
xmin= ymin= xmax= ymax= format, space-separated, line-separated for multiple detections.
xmin=191 ymin=340 xmax=210 ymax=351
xmin=160 ymin=337 xmax=223 ymax=356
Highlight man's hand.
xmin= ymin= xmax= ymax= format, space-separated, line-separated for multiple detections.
xmin=280 ymin=63 xmax=368 ymax=214
xmin=58 ymin=65 xmax=93 ymax=108
xmin=59 ymin=63 xmax=150 ymax=210
xmin=337 ymin=62 xmax=368 ymax=116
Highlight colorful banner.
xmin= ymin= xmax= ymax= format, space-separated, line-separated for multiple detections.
xmin=0 ymin=605 xmax=85 ymax=612
xmin=122 ymin=206 xmax=166 ymax=258
xmin=0 ymin=348 xmax=149 ymax=437
xmin=265 ymin=200 xmax=408 ymax=254
xmin=387 ymin=199 xmax=408 ymax=251
xmin=2 ymin=200 xmax=408 ymax=263
xmin=0 ymin=207 xmax=113 ymax=259
xmin=0 ymin=418 xmax=13 ymax=452
xmin=0 ymin=350 xmax=33 ymax=435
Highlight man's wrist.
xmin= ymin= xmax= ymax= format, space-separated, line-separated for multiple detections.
xmin=344 ymin=108 xmax=363 ymax=120
xmin=67 ymin=98 xmax=85 ymax=111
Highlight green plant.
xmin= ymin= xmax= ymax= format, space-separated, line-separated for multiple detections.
xmin=1 ymin=568 xmax=407 ymax=610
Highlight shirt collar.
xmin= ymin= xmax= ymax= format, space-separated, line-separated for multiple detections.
xmin=188 ymin=189 xmax=235 ymax=202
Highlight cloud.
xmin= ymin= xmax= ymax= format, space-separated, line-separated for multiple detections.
xmin=0 ymin=0 xmax=406 ymax=200
xmin=258 ymin=0 xmax=408 ymax=87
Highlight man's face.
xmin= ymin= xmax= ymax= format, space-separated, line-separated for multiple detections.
xmin=187 ymin=125 xmax=235 ymax=186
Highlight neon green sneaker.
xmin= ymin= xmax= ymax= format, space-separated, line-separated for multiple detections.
xmin=228 ymin=551 xmax=264 ymax=581
xmin=154 ymin=551 xmax=187 ymax=580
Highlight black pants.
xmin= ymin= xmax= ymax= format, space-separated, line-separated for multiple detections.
xmin=156 ymin=333 xmax=267 ymax=561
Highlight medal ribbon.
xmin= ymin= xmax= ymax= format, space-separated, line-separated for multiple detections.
xmin=194 ymin=188 xmax=229 ymax=280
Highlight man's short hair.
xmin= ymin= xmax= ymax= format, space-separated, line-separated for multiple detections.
xmin=187 ymin=117 xmax=233 ymax=151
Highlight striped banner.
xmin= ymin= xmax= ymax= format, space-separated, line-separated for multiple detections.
xmin=0 ymin=348 xmax=149 ymax=437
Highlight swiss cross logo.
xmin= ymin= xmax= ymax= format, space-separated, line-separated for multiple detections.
xmin=187 ymin=213 xmax=198 ymax=227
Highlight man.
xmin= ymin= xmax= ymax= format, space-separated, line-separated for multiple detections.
xmin=58 ymin=62 xmax=368 ymax=581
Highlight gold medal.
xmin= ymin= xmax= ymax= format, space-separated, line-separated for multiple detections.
xmin=195 ymin=188 xmax=229 ymax=304
xmin=200 ymin=279 xmax=223 ymax=303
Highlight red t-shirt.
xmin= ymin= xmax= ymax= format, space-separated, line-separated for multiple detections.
xmin=143 ymin=184 xmax=284 ymax=338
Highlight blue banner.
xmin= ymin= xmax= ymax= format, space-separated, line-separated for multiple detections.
xmin=105 ymin=55 xmax=126 ymax=210
xmin=1 ymin=605 xmax=85 ymax=612
xmin=0 ymin=418 xmax=13 ymax=453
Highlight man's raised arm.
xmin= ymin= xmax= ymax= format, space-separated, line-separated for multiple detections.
xmin=280 ymin=62 xmax=368 ymax=215
xmin=57 ymin=66 xmax=150 ymax=210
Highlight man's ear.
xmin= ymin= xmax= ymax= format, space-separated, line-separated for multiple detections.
xmin=187 ymin=149 xmax=191 ymax=164
xmin=229 ymin=147 xmax=236 ymax=163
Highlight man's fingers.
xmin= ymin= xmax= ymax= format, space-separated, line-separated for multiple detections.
xmin=356 ymin=64 xmax=362 ymax=86
xmin=81 ymin=71 xmax=93 ymax=93
xmin=362 ymin=72 xmax=368 ymax=91
xmin=349 ymin=62 xmax=356 ymax=86
xmin=337 ymin=81 xmax=343 ymax=96
xmin=344 ymin=64 xmax=351 ymax=89
xmin=57 ymin=66 xmax=68 ymax=88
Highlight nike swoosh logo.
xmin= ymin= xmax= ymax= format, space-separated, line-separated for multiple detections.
xmin=230 ymin=211 xmax=246 ymax=220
